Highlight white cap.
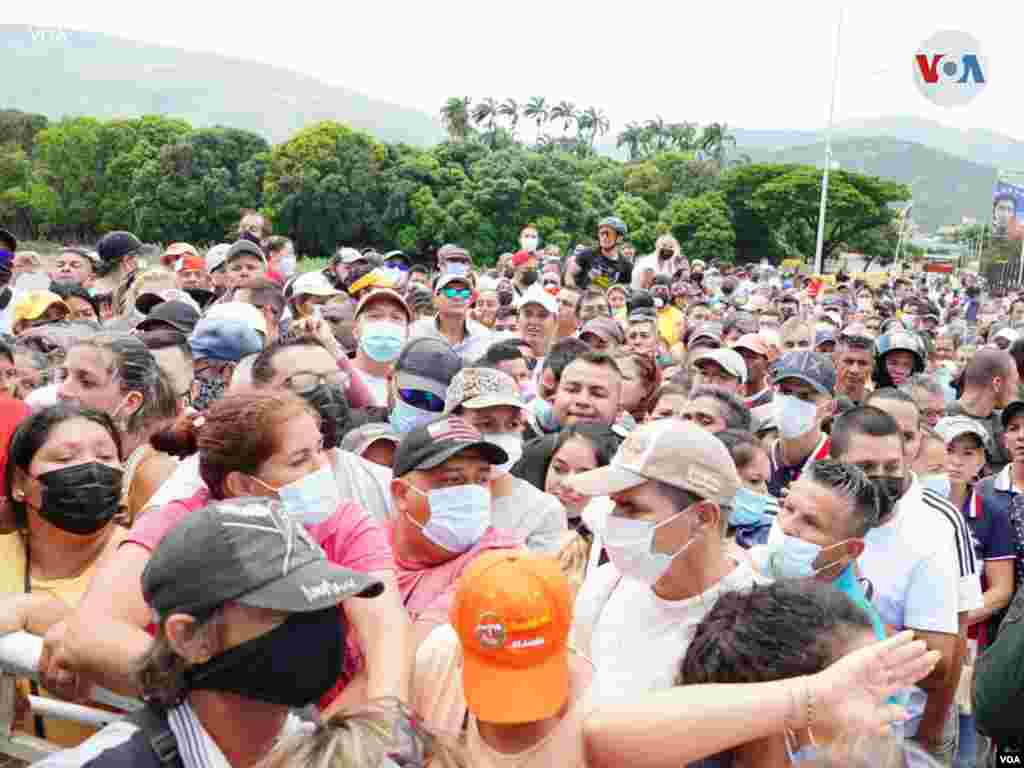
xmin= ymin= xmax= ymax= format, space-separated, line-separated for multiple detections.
xmin=514 ymin=285 xmax=558 ymax=316
xmin=693 ymin=348 xmax=748 ymax=385
xmin=291 ymin=272 xmax=343 ymax=298
xmin=205 ymin=243 xmax=231 ymax=273
xmin=205 ymin=301 xmax=269 ymax=338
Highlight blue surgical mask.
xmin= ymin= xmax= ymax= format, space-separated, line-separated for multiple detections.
xmin=390 ymin=398 xmax=436 ymax=435
xmin=919 ymin=473 xmax=951 ymax=500
xmin=406 ymin=483 xmax=491 ymax=553
xmin=730 ymin=487 xmax=777 ymax=528
xmin=253 ymin=465 xmax=339 ymax=526
xmin=764 ymin=519 xmax=822 ymax=580
xmin=360 ymin=320 xmax=406 ymax=363
xmin=280 ymin=253 xmax=297 ymax=277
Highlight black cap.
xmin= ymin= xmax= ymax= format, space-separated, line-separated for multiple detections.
xmin=97 ymin=231 xmax=143 ymax=264
xmin=137 ymin=300 xmax=201 ymax=335
xmin=395 ymin=337 xmax=463 ymax=399
xmin=393 ymin=416 xmax=507 ymax=477
xmin=184 ymin=287 xmax=217 ymax=311
xmin=0 ymin=228 xmax=16 ymax=252
xmin=142 ymin=497 xmax=383 ymax=620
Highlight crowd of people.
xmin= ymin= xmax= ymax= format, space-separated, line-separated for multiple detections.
xmin=0 ymin=211 xmax=1018 ymax=767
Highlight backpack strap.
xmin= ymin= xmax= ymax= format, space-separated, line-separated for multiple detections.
xmin=126 ymin=704 xmax=184 ymax=768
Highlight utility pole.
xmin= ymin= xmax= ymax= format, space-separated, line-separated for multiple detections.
xmin=813 ymin=8 xmax=844 ymax=275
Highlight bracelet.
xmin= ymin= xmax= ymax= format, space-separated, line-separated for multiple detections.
xmin=786 ymin=676 xmax=816 ymax=731
xmin=805 ymin=676 xmax=815 ymax=731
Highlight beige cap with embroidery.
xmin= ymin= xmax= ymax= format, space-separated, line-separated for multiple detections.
xmin=567 ymin=418 xmax=740 ymax=505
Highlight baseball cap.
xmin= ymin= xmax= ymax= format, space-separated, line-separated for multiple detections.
xmin=354 ymin=288 xmax=412 ymax=323
xmin=340 ymin=423 xmax=400 ymax=458
xmin=205 ymin=243 xmax=231 ymax=273
xmin=393 ymin=416 xmax=507 ymax=477
xmin=349 ymin=268 xmax=396 ymax=296
xmin=732 ymin=333 xmax=771 ymax=358
xmin=772 ymin=350 xmax=836 ymax=396
xmin=205 ymin=301 xmax=269 ymax=338
xmin=395 ymin=337 xmax=463 ymax=399
xmin=226 ymin=239 xmax=267 ymax=266
xmin=175 ymin=254 xmax=206 ymax=273
xmin=142 ymin=497 xmax=383 ymax=621
xmin=514 ymin=285 xmax=558 ymax=316
xmin=435 ymin=272 xmax=475 ymax=293
xmin=935 ymin=416 xmax=990 ymax=448
xmin=693 ymin=348 xmax=748 ymax=384
xmin=443 ymin=367 xmax=525 ymax=415
xmin=438 ymin=244 xmax=471 ymax=262
xmin=996 ymin=327 xmax=1020 ymax=345
xmin=292 ymin=271 xmax=343 ymax=298
xmin=13 ymin=291 xmax=68 ymax=324
xmin=451 ymin=551 xmax=571 ymax=724
xmin=189 ymin=317 xmax=264 ymax=362
xmin=137 ymin=300 xmax=201 ymax=335
xmin=97 ymin=231 xmax=143 ymax=265
xmin=580 ymin=317 xmax=625 ymax=345
xmin=136 ymin=288 xmax=202 ymax=316
xmin=814 ymin=328 xmax=837 ymax=348
xmin=689 ymin=322 xmax=723 ymax=348
xmin=338 ymin=247 xmax=366 ymax=265
xmin=567 ymin=418 xmax=740 ymax=503
xmin=162 ymin=242 xmax=198 ymax=267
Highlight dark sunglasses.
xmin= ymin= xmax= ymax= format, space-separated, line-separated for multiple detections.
xmin=441 ymin=287 xmax=472 ymax=300
xmin=385 ymin=261 xmax=410 ymax=271
xmin=398 ymin=388 xmax=445 ymax=412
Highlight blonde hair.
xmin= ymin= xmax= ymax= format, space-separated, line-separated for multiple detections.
xmin=261 ymin=699 xmax=470 ymax=768
xmin=125 ymin=267 xmax=177 ymax=313
xmin=557 ymin=531 xmax=591 ymax=594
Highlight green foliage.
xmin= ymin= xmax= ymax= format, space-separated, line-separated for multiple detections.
xmin=659 ymin=192 xmax=736 ymax=263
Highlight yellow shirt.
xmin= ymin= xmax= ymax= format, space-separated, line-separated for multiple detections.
xmin=657 ymin=305 xmax=685 ymax=346
xmin=0 ymin=526 xmax=127 ymax=746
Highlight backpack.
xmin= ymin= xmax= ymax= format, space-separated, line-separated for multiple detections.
xmin=126 ymin=704 xmax=184 ymax=768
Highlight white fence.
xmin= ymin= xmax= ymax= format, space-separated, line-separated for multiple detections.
xmin=0 ymin=632 xmax=141 ymax=763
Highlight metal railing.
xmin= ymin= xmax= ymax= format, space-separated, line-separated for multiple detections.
xmin=0 ymin=631 xmax=141 ymax=763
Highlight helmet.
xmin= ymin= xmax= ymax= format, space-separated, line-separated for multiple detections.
xmin=598 ymin=216 xmax=628 ymax=237
xmin=873 ymin=330 xmax=927 ymax=388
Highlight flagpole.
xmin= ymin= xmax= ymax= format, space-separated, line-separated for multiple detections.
xmin=813 ymin=7 xmax=844 ymax=275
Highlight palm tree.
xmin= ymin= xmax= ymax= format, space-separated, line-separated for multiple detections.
xmin=580 ymin=106 xmax=610 ymax=148
xmin=699 ymin=122 xmax=737 ymax=165
xmin=523 ymin=96 xmax=549 ymax=142
xmin=498 ymin=98 xmax=520 ymax=139
xmin=439 ymin=97 xmax=472 ymax=141
xmin=550 ymin=101 xmax=578 ymax=136
xmin=644 ymin=116 xmax=670 ymax=153
xmin=472 ymin=97 xmax=500 ymax=146
xmin=616 ymin=122 xmax=644 ymax=161
xmin=667 ymin=121 xmax=698 ymax=151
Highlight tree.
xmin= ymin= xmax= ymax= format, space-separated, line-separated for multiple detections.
xmin=439 ymin=97 xmax=472 ymax=142
xmin=523 ymin=97 xmax=549 ymax=142
xmin=699 ymin=122 xmax=737 ymax=166
xmin=642 ymin=116 xmax=670 ymax=155
xmin=579 ymin=106 xmax=610 ymax=149
xmin=471 ymin=97 xmax=500 ymax=146
xmin=617 ymin=122 xmax=645 ymax=161
xmin=498 ymin=98 xmax=520 ymax=138
xmin=666 ymin=122 xmax=698 ymax=152
xmin=659 ymin=191 xmax=736 ymax=263
xmin=550 ymin=101 xmax=578 ymax=136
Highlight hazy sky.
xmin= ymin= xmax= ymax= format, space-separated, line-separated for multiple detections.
xmin=9 ymin=0 xmax=1020 ymax=139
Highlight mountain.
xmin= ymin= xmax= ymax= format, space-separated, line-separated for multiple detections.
xmin=0 ymin=24 xmax=446 ymax=146
xmin=746 ymin=137 xmax=997 ymax=232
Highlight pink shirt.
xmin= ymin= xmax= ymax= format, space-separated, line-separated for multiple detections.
xmin=125 ymin=488 xmax=394 ymax=710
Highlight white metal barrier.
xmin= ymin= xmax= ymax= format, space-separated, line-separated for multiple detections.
xmin=0 ymin=631 xmax=142 ymax=763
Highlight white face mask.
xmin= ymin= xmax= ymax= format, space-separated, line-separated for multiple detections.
xmin=254 ymin=465 xmax=340 ymax=526
xmin=521 ymin=235 xmax=539 ymax=253
xmin=280 ymin=253 xmax=297 ymax=276
xmin=776 ymin=394 xmax=818 ymax=439
xmin=763 ymin=518 xmax=823 ymax=580
xmin=484 ymin=432 xmax=523 ymax=475
xmin=406 ymin=483 xmax=491 ymax=553
xmin=602 ymin=509 xmax=700 ymax=586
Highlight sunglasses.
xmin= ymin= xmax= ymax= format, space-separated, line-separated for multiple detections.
xmin=399 ymin=388 xmax=445 ymax=412
xmin=441 ymin=287 xmax=472 ymax=301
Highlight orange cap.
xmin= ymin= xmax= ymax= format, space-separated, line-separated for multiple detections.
xmin=450 ymin=551 xmax=571 ymax=724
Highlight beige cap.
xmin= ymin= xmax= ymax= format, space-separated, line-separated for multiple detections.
xmin=443 ymin=367 xmax=525 ymax=415
xmin=567 ymin=418 xmax=740 ymax=504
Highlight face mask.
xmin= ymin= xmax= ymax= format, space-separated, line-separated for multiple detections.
xmin=35 ymin=462 xmax=123 ymax=535
xmin=903 ymin=314 xmax=917 ymax=329
xmin=301 ymin=384 xmax=350 ymax=450
xmin=532 ymin=397 xmax=560 ymax=433
xmin=919 ymin=473 xmax=951 ymax=499
xmin=659 ymin=248 xmax=674 ymax=260
xmin=280 ymin=254 xmax=297 ymax=276
xmin=871 ymin=475 xmax=905 ymax=520
xmin=730 ymin=487 xmax=776 ymax=528
xmin=764 ymin=519 xmax=822 ymax=580
xmin=406 ymin=483 xmax=491 ymax=553
xmin=602 ymin=510 xmax=700 ymax=586
xmin=776 ymin=394 xmax=818 ymax=439
xmin=193 ymin=375 xmax=228 ymax=412
xmin=521 ymin=236 xmax=539 ymax=253
xmin=390 ymin=398 xmax=436 ymax=435
xmin=254 ymin=465 xmax=340 ymax=526
xmin=656 ymin=353 xmax=674 ymax=368
xmin=497 ymin=290 xmax=514 ymax=307
xmin=484 ymin=432 xmax=523 ymax=475
xmin=359 ymin=320 xmax=406 ymax=363
xmin=520 ymin=269 xmax=538 ymax=287
xmin=520 ymin=379 xmax=537 ymax=402
xmin=186 ymin=606 xmax=344 ymax=708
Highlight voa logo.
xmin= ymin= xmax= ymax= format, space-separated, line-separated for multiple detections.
xmin=913 ymin=30 xmax=988 ymax=107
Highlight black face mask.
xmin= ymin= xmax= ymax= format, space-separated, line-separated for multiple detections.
xmin=520 ymin=269 xmax=539 ymax=287
xmin=36 ymin=462 xmax=123 ymax=535
xmin=186 ymin=606 xmax=345 ymax=708
xmin=301 ymin=383 xmax=350 ymax=450
xmin=659 ymin=249 xmax=674 ymax=259
xmin=497 ymin=290 xmax=514 ymax=307
xmin=870 ymin=475 xmax=905 ymax=520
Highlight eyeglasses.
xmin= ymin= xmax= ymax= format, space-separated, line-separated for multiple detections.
xmin=283 ymin=370 xmax=349 ymax=393
xmin=385 ymin=262 xmax=410 ymax=271
xmin=441 ymin=287 xmax=472 ymax=301
xmin=398 ymin=388 xmax=445 ymax=412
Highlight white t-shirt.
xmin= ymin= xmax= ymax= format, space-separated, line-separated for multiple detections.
xmin=492 ymin=477 xmax=567 ymax=555
xmin=571 ymin=558 xmax=761 ymax=703
xmin=25 ymin=383 xmax=60 ymax=410
xmin=354 ymin=368 xmax=390 ymax=408
xmin=142 ymin=448 xmax=394 ymax=521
